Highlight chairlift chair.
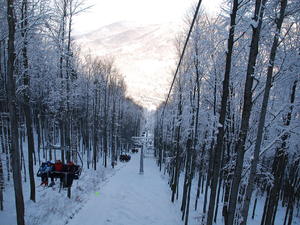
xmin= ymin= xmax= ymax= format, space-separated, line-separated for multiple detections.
xmin=37 ymin=144 xmax=83 ymax=188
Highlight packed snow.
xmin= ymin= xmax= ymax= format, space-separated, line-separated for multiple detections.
xmin=1 ymin=150 xmax=300 ymax=225
xmin=67 ymin=154 xmax=182 ymax=225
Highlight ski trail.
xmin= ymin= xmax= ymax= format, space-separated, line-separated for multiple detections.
xmin=67 ymin=154 xmax=182 ymax=225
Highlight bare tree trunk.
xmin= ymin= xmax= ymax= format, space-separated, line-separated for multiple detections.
xmin=203 ymin=148 xmax=212 ymax=214
xmin=287 ymin=201 xmax=294 ymax=225
xmin=181 ymin=142 xmax=191 ymax=219
xmin=264 ymin=80 xmax=298 ymax=225
xmin=0 ymin=156 xmax=4 ymax=210
xmin=111 ymin=99 xmax=116 ymax=167
xmin=240 ymin=1 xmax=287 ymax=224
xmin=21 ymin=0 xmax=35 ymax=202
xmin=203 ymin=78 xmax=218 ymax=215
xmin=103 ymin=82 xmax=108 ymax=168
xmin=65 ymin=121 xmax=71 ymax=198
xmin=182 ymin=80 xmax=198 ymax=223
xmin=190 ymin=53 xmax=202 ymax=214
xmin=261 ymin=189 xmax=270 ymax=225
xmin=59 ymin=0 xmax=67 ymax=166
xmin=185 ymin=147 xmax=195 ymax=225
xmin=0 ymin=119 xmax=7 ymax=157
xmin=206 ymin=1 xmax=239 ymax=225
xmin=93 ymin=85 xmax=98 ymax=170
xmin=19 ymin=127 xmax=26 ymax=182
xmin=159 ymin=130 xmax=163 ymax=171
xmin=36 ymin=114 xmax=41 ymax=165
xmin=40 ymin=115 xmax=46 ymax=160
xmin=4 ymin=119 xmax=10 ymax=181
xmin=84 ymin=79 xmax=90 ymax=168
xmin=59 ymin=0 xmax=67 ymax=79
xmin=181 ymin=138 xmax=192 ymax=221
xmin=60 ymin=122 xmax=65 ymax=164
xmin=252 ymin=195 xmax=258 ymax=219
xmin=195 ymin=139 xmax=206 ymax=210
xmin=171 ymin=89 xmax=182 ymax=202
xmin=214 ymin=147 xmax=225 ymax=222
xmin=6 ymin=0 xmax=25 ymax=224
xmin=227 ymin=1 xmax=266 ymax=224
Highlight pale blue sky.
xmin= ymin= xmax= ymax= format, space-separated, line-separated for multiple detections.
xmin=73 ymin=0 xmax=222 ymax=35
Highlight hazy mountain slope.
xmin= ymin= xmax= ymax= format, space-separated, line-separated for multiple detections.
xmin=75 ymin=21 xmax=178 ymax=109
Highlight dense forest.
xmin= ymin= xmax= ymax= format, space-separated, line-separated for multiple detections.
xmin=154 ymin=0 xmax=300 ymax=225
xmin=1 ymin=0 xmax=300 ymax=225
xmin=0 ymin=0 xmax=143 ymax=224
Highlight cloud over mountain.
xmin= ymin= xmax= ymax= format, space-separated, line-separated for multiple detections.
xmin=75 ymin=21 xmax=178 ymax=109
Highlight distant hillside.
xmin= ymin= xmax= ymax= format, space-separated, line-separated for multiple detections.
xmin=75 ymin=21 xmax=179 ymax=109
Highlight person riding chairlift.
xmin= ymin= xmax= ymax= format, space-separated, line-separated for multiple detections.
xmin=40 ymin=161 xmax=53 ymax=186
xmin=39 ymin=159 xmax=78 ymax=188
xmin=48 ymin=160 xmax=64 ymax=187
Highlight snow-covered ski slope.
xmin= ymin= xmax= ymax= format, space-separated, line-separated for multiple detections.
xmin=68 ymin=154 xmax=182 ymax=225
xmin=2 ymin=151 xmax=299 ymax=225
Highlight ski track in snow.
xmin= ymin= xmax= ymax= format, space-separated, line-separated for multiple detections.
xmin=67 ymin=154 xmax=182 ymax=225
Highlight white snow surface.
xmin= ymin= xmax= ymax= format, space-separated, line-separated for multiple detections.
xmin=67 ymin=154 xmax=182 ymax=225
xmin=0 ymin=158 xmax=112 ymax=225
xmin=1 ymin=150 xmax=300 ymax=225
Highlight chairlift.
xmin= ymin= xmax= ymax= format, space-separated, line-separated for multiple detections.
xmin=37 ymin=143 xmax=83 ymax=188
xmin=119 ymin=152 xmax=131 ymax=162
xmin=131 ymin=148 xmax=139 ymax=153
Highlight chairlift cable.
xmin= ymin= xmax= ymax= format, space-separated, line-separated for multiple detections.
xmin=161 ymin=0 xmax=203 ymax=119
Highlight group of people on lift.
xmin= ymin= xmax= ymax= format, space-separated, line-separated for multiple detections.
xmin=38 ymin=160 xmax=79 ymax=188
